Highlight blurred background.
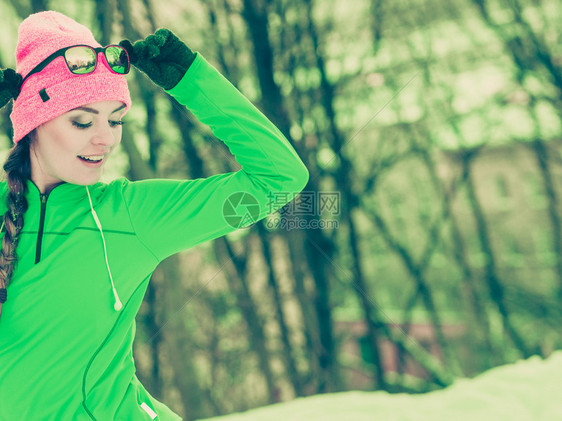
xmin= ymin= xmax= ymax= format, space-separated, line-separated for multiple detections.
xmin=1 ymin=0 xmax=561 ymax=419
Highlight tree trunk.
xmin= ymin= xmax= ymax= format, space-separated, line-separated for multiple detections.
xmin=529 ymin=139 xmax=562 ymax=302
xmin=214 ymin=236 xmax=278 ymax=403
xmin=461 ymin=151 xmax=532 ymax=358
xmin=240 ymin=0 xmax=341 ymax=392
xmin=256 ymin=221 xmax=305 ymax=397
xmin=285 ymin=228 xmax=321 ymax=393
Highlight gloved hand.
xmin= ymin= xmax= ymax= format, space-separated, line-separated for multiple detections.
xmin=119 ymin=28 xmax=196 ymax=91
xmin=0 ymin=68 xmax=23 ymax=108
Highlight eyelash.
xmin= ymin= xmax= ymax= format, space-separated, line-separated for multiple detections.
xmin=72 ymin=121 xmax=125 ymax=129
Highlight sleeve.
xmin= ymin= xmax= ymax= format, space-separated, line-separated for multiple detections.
xmin=120 ymin=52 xmax=309 ymax=262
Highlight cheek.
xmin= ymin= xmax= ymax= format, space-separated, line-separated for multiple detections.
xmin=113 ymin=130 xmax=123 ymax=145
xmin=54 ymin=144 xmax=84 ymax=166
xmin=58 ymin=132 xmax=84 ymax=154
xmin=38 ymin=126 xmax=79 ymax=154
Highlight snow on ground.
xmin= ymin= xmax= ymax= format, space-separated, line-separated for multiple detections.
xmin=198 ymin=351 xmax=562 ymax=421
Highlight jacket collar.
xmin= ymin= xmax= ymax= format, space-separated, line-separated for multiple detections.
xmin=25 ymin=178 xmax=90 ymax=207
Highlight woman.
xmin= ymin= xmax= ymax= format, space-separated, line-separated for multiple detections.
xmin=0 ymin=10 xmax=308 ymax=420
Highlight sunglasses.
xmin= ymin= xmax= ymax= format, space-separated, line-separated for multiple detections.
xmin=21 ymin=44 xmax=130 ymax=87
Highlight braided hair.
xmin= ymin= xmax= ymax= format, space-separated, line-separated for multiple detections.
xmin=0 ymin=132 xmax=34 ymax=319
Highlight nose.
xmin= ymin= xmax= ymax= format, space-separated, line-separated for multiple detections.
xmin=91 ymin=122 xmax=120 ymax=148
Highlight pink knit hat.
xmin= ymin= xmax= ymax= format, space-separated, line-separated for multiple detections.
xmin=10 ymin=10 xmax=131 ymax=144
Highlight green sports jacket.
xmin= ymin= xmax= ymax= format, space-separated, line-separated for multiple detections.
xmin=0 ymin=52 xmax=309 ymax=420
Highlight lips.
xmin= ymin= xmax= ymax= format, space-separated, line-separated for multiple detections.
xmin=77 ymin=155 xmax=104 ymax=163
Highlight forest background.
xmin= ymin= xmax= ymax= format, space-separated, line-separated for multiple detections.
xmin=1 ymin=0 xmax=561 ymax=419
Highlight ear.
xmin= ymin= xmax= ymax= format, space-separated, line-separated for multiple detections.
xmin=0 ymin=68 xmax=23 ymax=109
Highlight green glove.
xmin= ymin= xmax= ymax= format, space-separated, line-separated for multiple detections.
xmin=0 ymin=68 xmax=23 ymax=109
xmin=119 ymin=28 xmax=196 ymax=91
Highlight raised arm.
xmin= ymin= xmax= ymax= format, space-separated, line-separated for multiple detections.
xmin=118 ymin=30 xmax=308 ymax=262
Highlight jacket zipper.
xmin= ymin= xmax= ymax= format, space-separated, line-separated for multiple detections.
xmin=35 ymin=193 xmax=48 ymax=264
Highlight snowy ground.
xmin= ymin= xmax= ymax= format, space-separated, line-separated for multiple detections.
xmin=198 ymin=351 xmax=562 ymax=421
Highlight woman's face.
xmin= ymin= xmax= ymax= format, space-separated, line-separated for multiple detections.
xmin=30 ymin=100 xmax=126 ymax=194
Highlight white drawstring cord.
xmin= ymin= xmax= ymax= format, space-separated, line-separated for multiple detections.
xmin=86 ymin=186 xmax=122 ymax=311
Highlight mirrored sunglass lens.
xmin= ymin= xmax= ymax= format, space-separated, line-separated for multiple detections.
xmin=105 ymin=46 xmax=128 ymax=74
xmin=65 ymin=47 xmax=96 ymax=74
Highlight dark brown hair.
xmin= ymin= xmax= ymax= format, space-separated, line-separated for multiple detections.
xmin=0 ymin=132 xmax=34 ymax=318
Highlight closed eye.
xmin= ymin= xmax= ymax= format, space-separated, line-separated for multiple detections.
xmin=72 ymin=121 xmax=125 ymax=129
xmin=72 ymin=121 xmax=92 ymax=129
